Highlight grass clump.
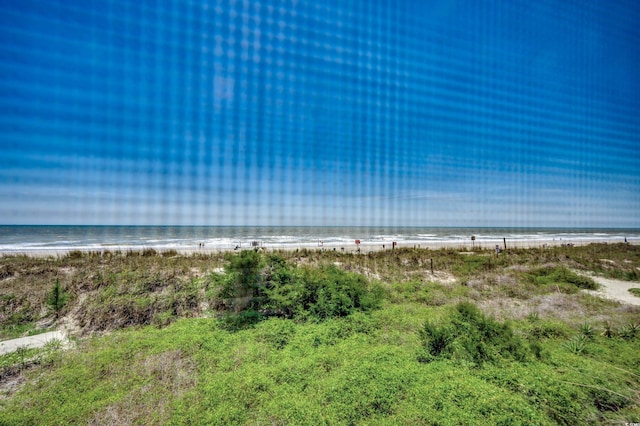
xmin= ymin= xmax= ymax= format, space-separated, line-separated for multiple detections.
xmin=629 ymin=288 xmax=640 ymax=297
xmin=524 ymin=266 xmax=597 ymax=293
xmin=418 ymin=302 xmax=530 ymax=366
xmin=0 ymin=294 xmax=35 ymax=339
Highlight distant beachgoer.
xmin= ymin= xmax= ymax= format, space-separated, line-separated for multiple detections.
xmin=625 ymin=237 xmax=628 ymax=243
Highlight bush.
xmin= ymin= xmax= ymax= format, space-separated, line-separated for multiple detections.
xmin=418 ymin=302 xmax=529 ymax=366
xmin=528 ymin=320 xmax=570 ymax=340
xmin=301 ymin=266 xmax=382 ymax=320
xmin=226 ymin=250 xmax=263 ymax=291
xmin=219 ymin=309 xmax=263 ymax=331
xmin=215 ymin=253 xmax=384 ymax=326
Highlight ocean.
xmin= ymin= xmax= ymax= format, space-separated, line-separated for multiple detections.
xmin=0 ymin=226 xmax=637 ymax=253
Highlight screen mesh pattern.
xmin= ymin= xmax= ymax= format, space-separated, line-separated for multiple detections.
xmin=1 ymin=0 xmax=639 ymax=226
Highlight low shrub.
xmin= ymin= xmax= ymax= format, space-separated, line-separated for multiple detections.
xmin=255 ymin=318 xmax=296 ymax=349
xmin=524 ymin=266 xmax=597 ymax=292
xmin=528 ymin=320 xmax=570 ymax=340
xmin=215 ymin=252 xmax=384 ymax=326
xmin=220 ymin=309 xmax=263 ymax=331
xmin=418 ymin=302 xmax=529 ymax=366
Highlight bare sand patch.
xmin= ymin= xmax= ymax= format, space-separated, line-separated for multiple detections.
xmin=425 ymin=270 xmax=457 ymax=285
xmin=583 ymin=276 xmax=640 ymax=306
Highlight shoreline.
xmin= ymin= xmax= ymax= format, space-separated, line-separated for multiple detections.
xmin=1 ymin=238 xmax=635 ymax=258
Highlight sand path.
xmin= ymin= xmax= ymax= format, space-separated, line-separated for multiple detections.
xmin=0 ymin=330 xmax=67 ymax=355
xmin=583 ymin=276 xmax=640 ymax=306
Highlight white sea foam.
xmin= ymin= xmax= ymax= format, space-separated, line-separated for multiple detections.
xmin=0 ymin=226 xmax=636 ymax=253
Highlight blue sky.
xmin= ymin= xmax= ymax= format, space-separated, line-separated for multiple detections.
xmin=1 ymin=0 xmax=639 ymax=226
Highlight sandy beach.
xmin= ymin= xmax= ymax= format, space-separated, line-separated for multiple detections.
xmin=1 ymin=237 xmax=635 ymax=258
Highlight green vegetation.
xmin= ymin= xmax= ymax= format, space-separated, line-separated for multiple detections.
xmin=630 ymin=288 xmax=640 ymax=298
xmin=418 ymin=302 xmax=530 ymax=366
xmin=215 ymin=251 xmax=384 ymax=329
xmin=524 ymin=266 xmax=598 ymax=292
xmin=0 ymin=244 xmax=639 ymax=424
xmin=46 ymin=279 xmax=68 ymax=319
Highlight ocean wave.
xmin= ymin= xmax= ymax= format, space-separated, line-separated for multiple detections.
xmin=0 ymin=226 xmax=637 ymax=252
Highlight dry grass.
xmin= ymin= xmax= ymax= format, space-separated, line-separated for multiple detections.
xmin=1 ymin=244 xmax=639 ymax=339
xmin=0 ymin=252 xmax=227 ymax=338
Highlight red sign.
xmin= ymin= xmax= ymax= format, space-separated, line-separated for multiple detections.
xmin=355 ymin=240 xmax=361 ymax=245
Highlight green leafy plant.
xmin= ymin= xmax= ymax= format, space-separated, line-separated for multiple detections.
xmin=563 ymin=334 xmax=587 ymax=355
xmin=579 ymin=322 xmax=595 ymax=339
xmin=47 ymin=279 xmax=68 ymax=319
xmin=215 ymin=252 xmax=384 ymax=327
xmin=526 ymin=311 xmax=540 ymax=323
xmin=418 ymin=302 xmax=529 ymax=366
xmin=617 ymin=323 xmax=639 ymax=340
xmin=219 ymin=309 xmax=263 ymax=331
xmin=524 ymin=266 xmax=598 ymax=292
